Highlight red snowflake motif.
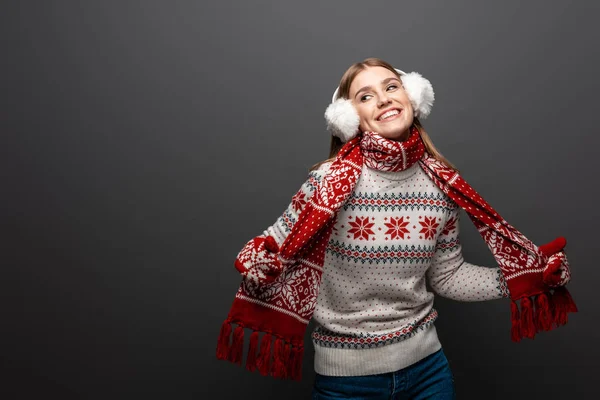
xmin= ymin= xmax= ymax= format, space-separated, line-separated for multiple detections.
xmin=442 ymin=216 xmax=457 ymax=235
xmin=291 ymin=190 xmax=306 ymax=212
xmin=418 ymin=216 xmax=440 ymax=240
xmin=384 ymin=216 xmax=410 ymax=240
xmin=347 ymin=216 xmax=375 ymax=240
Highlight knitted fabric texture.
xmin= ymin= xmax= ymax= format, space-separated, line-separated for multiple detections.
xmin=217 ymin=126 xmax=577 ymax=380
xmin=310 ymin=163 xmax=507 ymax=376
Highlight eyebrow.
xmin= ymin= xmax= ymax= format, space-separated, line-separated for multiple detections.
xmin=354 ymin=77 xmax=401 ymax=99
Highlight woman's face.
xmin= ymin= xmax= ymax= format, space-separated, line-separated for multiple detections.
xmin=348 ymin=66 xmax=414 ymax=141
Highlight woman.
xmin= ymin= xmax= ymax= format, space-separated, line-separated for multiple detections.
xmin=216 ymin=58 xmax=576 ymax=399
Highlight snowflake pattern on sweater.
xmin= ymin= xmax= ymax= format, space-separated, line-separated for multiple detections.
xmin=262 ymin=161 xmax=509 ymax=374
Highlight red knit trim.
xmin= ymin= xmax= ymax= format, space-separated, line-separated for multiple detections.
xmin=228 ymin=296 xmax=307 ymax=340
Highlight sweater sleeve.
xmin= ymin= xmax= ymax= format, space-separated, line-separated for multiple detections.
xmin=261 ymin=162 xmax=331 ymax=246
xmin=426 ymin=204 xmax=510 ymax=301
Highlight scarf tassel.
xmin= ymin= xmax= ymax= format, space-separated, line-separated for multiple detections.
xmin=256 ymin=333 xmax=273 ymax=376
xmin=271 ymin=337 xmax=288 ymax=378
xmin=520 ymin=296 xmax=536 ymax=339
xmin=217 ymin=325 xmax=303 ymax=380
xmin=511 ymin=288 xmax=578 ymax=342
xmin=534 ymin=293 xmax=553 ymax=332
xmin=289 ymin=345 xmax=304 ymax=381
xmin=216 ymin=320 xmax=233 ymax=360
xmin=510 ymin=300 xmax=521 ymax=342
xmin=245 ymin=331 xmax=260 ymax=372
xmin=551 ymin=286 xmax=578 ymax=327
xmin=228 ymin=325 xmax=245 ymax=365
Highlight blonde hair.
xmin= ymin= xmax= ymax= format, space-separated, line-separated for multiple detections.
xmin=312 ymin=58 xmax=457 ymax=172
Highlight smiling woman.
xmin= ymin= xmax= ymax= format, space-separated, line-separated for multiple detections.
xmin=217 ymin=57 xmax=577 ymax=399
xmin=350 ymin=68 xmax=414 ymax=140
xmin=318 ymin=58 xmax=456 ymax=172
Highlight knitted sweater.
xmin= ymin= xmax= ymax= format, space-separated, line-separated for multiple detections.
xmin=262 ymin=161 xmax=509 ymax=377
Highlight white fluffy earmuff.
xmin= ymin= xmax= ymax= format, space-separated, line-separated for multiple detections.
xmin=324 ymin=68 xmax=435 ymax=142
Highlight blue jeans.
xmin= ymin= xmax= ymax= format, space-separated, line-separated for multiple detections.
xmin=312 ymin=349 xmax=456 ymax=399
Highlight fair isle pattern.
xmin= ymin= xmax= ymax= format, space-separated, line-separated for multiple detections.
xmin=343 ymin=191 xmax=454 ymax=213
xmin=239 ymin=134 xmax=365 ymax=324
xmin=419 ymin=154 xmax=572 ymax=298
xmin=277 ymin=171 xmax=326 ymax=234
xmin=327 ymin=240 xmax=436 ymax=265
xmin=435 ymin=237 xmax=461 ymax=253
xmin=361 ymin=128 xmax=425 ymax=172
xmin=496 ymin=268 xmax=510 ymax=298
xmin=419 ymin=155 xmax=541 ymax=277
xmin=278 ymin=209 xmax=297 ymax=234
xmin=239 ymin=257 xmax=323 ymax=321
xmin=236 ymin=236 xmax=285 ymax=287
xmin=278 ymin=139 xmax=364 ymax=262
xmin=221 ymin=127 xmax=575 ymax=380
xmin=312 ymin=309 xmax=438 ymax=349
xmin=230 ymin=130 xmax=427 ymax=346
xmin=235 ymin=293 xmax=310 ymax=324
xmin=304 ymin=170 xmax=323 ymax=192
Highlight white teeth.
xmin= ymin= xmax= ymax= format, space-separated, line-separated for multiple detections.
xmin=378 ymin=109 xmax=400 ymax=121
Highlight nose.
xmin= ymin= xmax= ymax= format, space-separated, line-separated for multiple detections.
xmin=377 ymin=92 xmax=391 ymax=107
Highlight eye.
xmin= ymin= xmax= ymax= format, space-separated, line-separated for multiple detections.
xmin=387 ymin=84 xmax=398 ymax=91
xmin=360 ymin=94 xmax=373 ymax=102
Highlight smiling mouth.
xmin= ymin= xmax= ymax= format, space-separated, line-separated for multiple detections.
xmin=377 ymin=109 xmax=401 ymax=121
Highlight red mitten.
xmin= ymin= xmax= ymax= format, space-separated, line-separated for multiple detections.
xmin=539 ymin=237 xmax=571 ymax=287
xmin=234 ymin=235 xmax=282 ymax=286
xmin=507 ymin=236 xmax=577 ymax=342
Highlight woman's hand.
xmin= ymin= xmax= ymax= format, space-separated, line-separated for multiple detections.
xmin=538 ymin=236 xmax=571 ymax=287
xmin=234 ymin=235 xmax=282 ymax=286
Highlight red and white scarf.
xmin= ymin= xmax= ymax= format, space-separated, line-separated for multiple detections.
xmin=217 ymin=126 xmax=577 ymax=380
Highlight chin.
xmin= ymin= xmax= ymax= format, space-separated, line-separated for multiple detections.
xmin=375 ymin=120 xmax=411 ymax=139
xmin=380 ymin=127 xmax=410 ymax=141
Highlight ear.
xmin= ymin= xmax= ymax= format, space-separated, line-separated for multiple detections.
xmin=400 ymin=72 xmax=435 ymax=119
xmin=324 ymin=98 xmax=360 ymax=142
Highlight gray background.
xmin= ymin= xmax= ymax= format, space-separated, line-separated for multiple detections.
xmin=2 ymin=0 xmax=599 ymax=398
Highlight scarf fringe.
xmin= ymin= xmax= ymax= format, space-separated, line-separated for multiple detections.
xmin=510 ymin=300 xmax=521 ymax=342
xmin=245 ymin=331 xmax=260 ymax=372
xmin=520 ymin=297 xmax=536 ymax=339
xmin=216 ymin=320 xmax=303 ymax=381
xmin=534 ymin=293 xmax=553 ymax=332
xmin=228 ymin=325 xmax=245 ymax=365
xmin=271 ymin=337 xmax=287 ymax=378
xmin=216 ymin=320 xmax=232 ymax=360
xmin=290 ymin=345 xmax=304 ymax=380
xmin=256 ymin=332 xmax=272 ymax=376
xmin=510 ymin=288 xmax=578 ymax=342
